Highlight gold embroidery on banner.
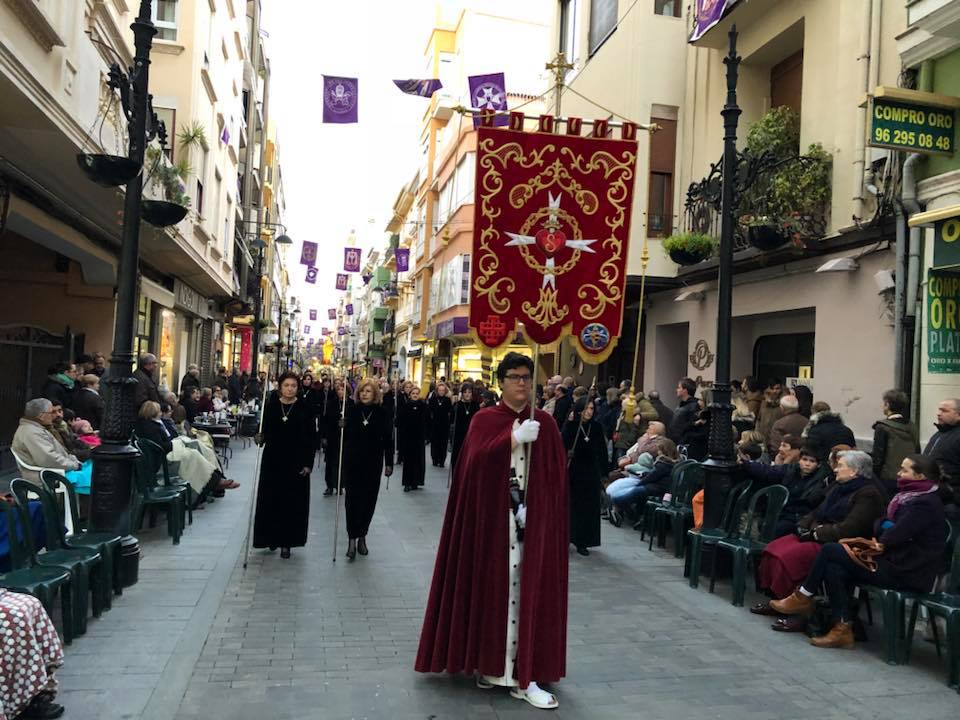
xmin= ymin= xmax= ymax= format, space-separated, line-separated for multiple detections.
xmin=523 ymin=286 xmax=569 ymax=328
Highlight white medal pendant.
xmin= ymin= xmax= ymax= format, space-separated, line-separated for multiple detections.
xmin=282 ymin=416 xmax=288 ymax=422
xmin=362 ymin=419 xmax=369 ymax=426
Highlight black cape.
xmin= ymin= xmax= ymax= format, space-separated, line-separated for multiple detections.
xmin=562 ymin=417 xmax=607 ymax=549
xmin=428 ymin=395 xmax=452 ymax=466
xmin=344 ymin=402 xmax=394 ymax=539
xmin=450 ymin=400 xmax=480 ymax=471
xmin=398 ymin=399 xmax=427 ymax=487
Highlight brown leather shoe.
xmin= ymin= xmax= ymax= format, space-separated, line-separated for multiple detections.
xmin=769 ymin=591 xmax=815 ymax=617
xmin=810 ymin=621 xmax=855 ymax=649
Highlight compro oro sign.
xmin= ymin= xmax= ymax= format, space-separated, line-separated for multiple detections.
xmin=927 ymin=269 xmax=960 ymax=373
xmin=869 ymin=88 xmax=957 ymax=156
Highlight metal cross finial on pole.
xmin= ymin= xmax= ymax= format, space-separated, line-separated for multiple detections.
xmin=545 ymin=52 xmax=574 ymax=116
xmin=701 ymin=25 xmax=742 ymax=531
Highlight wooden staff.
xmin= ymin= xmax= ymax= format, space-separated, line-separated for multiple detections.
xmin=242 ymin=375 xmax=272 ymax=571
xmin=331 ymin=378 xmax=348 ymax=562
xmin=446 ymin=398 xmax=458 ymax=489
xmin=523 ymin=343 xmax=540 ymax=483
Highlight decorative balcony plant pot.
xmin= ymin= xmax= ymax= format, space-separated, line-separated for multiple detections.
xmin=663 ymin=231 xmax=717 ymax=266
xmin=141 ymin=200 xmax=188 ymax=227
xmin=747 ymin=223 xmax=788 ymax=251
xmin=76 ymin=153 xmax=140 ymax=187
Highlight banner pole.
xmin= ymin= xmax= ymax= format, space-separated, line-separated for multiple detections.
xmin=242 ymin=376 xmax=271 ymax=571
xmin=331 ymin=379 xmax=347 ymax=562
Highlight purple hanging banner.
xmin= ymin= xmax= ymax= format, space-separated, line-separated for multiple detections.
xmin=468 ymin=72 xmax=508 ymax=128
xmin=393 ymin=79 xmax=443 ymax=97
xmin=395 ymin=247 xmax=410 ymax=272
xmin=338 ymin=326 xmax=347 ymax=336
xmin=344 ymin=247 xmax=362 ymax=272
xmin=689 ymin=0 xmax=739 ymax=42
xmin=305 ymin=266 xmax=318 ymax=284
xmin=335 ymin=273 xmax=348 ymax=290
xmin=345 ymin=303 xmax=354 ymax=316
xmin=303 ymin=325 xmax=311 ymax=334
xmin=300 ymin=241 xmax=318 ymax=267
xmin=220 ymin=126 xmax=230 ymax=145
xmin=308 ymin=309 xmax=317 ymax=321
xmin=322 ymin=75 xmax=359 ymax=123
xmin=328 ymin=308 xmax=337 ymax=320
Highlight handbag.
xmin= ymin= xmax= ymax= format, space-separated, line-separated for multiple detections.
xmin=839 ymin=537 xmax=885 ymax=572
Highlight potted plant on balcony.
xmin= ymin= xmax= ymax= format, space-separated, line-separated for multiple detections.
xmin=663 ymin=232 xmax=717 ymax=266
xmin=741 ymin=214 xmax=786 ymax=251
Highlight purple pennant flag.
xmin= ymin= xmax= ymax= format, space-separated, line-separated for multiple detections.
xmin=220 ymin=125 xmax=230 ymax=145
xmin=338 ymin=326 xmax=346 ymax=336
xmin=303 ymin=325 xmax=311 ymax=334
xmin=344 ymin=247 xmax=361 ymax=273
xmin=305 ymin=266 xmax=318 ymax=284
xmin=322 ymin=75 xmax=358 ymax=123
xmin=468 ymin=72 xmax=508 ymax=128
xmin=346 ymin=303 xmax=354 ymax=316
xmin=300 ymin=241 xmax=318 ymax=267
xmin=393 ymin=79 xmax=443 ymax=97
xmin=689 ymin=0 xmax=738 ymax=42
xmin=395 ymin=247 xmax=410 ymax=272
xmin=328 ymin=308 xmax=337 ymax=320
xmin=309 ymin=309 xmax=317 ymax=321
xmin=335 ymin=273 xmax=348 ymax=291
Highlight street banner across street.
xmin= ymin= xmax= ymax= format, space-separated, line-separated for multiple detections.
xmin=300 ymin=240 xmax=318 ymax=266
xmin=335 ymin=273 xmax=348 ymax=290
xmin=344 ymin=247 xmax=361 ymax=272
xmin=395 ymin=247 xmax=410 ymax=272
xmin=305 ymin=266 xmax=318 ymax=284
xmin=322 ymin=75 xmax=358 ymax=123
xmin=468 ymin=72 xmax=508 ymax=128
xmin=469 ymin=113 xmax=638 ymax=364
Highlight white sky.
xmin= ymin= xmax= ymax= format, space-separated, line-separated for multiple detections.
xmin=264 ymin=1 xmax=437 ymax=333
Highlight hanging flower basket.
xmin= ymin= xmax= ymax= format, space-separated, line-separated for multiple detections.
xmin=746 ymin=223 xmax=788 ymax=251
xmin=141 ymin=200 xmax=188 ymax=227
xmin=663 ymin=232 xmax=717 ymax=266
xmin=76 ymin=153 xmax=140 ymax=187
xmin=669 ymin=248 xmax=709 ymax=266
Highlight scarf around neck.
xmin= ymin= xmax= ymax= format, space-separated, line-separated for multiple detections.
xmin=54 ymin=373 xmax=75 ymax=389
xmin=886 ymin=478 xmax=938 ymax=521
xmin=815 ymin=475 xmax=868 ymax=523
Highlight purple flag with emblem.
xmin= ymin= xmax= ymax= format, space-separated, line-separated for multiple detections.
xmin=468 ymin=72 xmax=508 ymax=128
xmin=328 ymin=308 xmax=337 ymax=320
xmin=338 ymin=326 xmax=346 ymax=336
xmin=335 ymin=273 xmax=348 ymax=291
xmin=344 ymin=247 xmax=361 ymax=272
xmin=309 ymin=309 xmax=317 ymax=321
xmin=300 ymin=241 xmax=318 ymax=266
xmin=303 ymin=325 xmax=310 ymax=334
xmin=393 ymin=79 xmax=443 ymax=97
xmin=346 ymin=303 xmax=354 ymax=316
xmin=689 ymin=0 xmax=738 ymax=42
xmin=395 ymin=247 xmax=410 ymax=272
xmin=322 ymin=75 xmax=358 ymax=123
xmin=305 ymin=266 xmax=318 ymax=284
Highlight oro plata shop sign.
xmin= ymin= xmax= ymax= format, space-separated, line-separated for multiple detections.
xmin=927 ymin=268 xmax=960 ymax=373
xmin=869 ymin=88 xmax=956 ymax=156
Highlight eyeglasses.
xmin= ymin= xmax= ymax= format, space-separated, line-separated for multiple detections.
xmin=504 ymin=374 xmax=532 ymax=384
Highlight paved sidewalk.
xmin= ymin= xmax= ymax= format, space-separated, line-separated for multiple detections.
xmin=57 ymin=444 xmax=959 ymax=720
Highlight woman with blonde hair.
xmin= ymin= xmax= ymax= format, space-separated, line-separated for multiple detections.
xmin=343 ymin=378 xmax=394 ymax=559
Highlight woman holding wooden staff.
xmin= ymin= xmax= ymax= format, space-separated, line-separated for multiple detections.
xmin=322 ymin=379 xmax=348 ymax=496
xmin=562 ymin=397 xmax=607 ymax=556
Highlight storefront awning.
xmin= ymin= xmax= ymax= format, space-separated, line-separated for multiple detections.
xmin=908 ymin=204 xmax=960 ymax=228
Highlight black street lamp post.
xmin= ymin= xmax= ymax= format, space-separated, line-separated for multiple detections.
xmin=702 ymin=26 xmax=742 ymax=530
xmin=88 ymin=2 xmax=158 ymax=579
xmin=238 ymin=220 xmax=292 ymax=375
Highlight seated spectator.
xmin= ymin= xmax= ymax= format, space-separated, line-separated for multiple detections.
xmin=738 ymin=430 xmax=769 ymax=464
xmin=71 ymin=374 xmax=104 ymax=430
xmin=180 ymin=387 xmax=200 ymax=422
xmin=164 ymin=391 xmax=187 ymax=426
xmin=40 ymin=361 xmax=76 ymax=409
xmin=741 ymin=445 xmax=831 ymax=538
xmin=0 ymin=588 xmax=66 ymax=719
xmin=768 ymin=395 xmax=809 ymax=457
xmin=923 ymin=397 xmax=960 ymax=518
xmin=771 ymin=454 xmax=947 ymax=648
xmin=607 ymin=438 xmax=679 ymax=527
xmin=11 ymin=398 xmax=81 ymax=487
xmin=607 ymin=421 xmax=668 ymax=485
xmin=753 ymin=450 xmax=885 ymax=626
xmin=212 ymin=387 xmax=228 ymax=413
xmin=196 ymin=387 xmax=215 ymax=415
xmin=773 ymin=435 xmax=803 ymax=466
xmin=69 ymin=418 xmax=101 ymax=448
xmin=613 ymin=412 xmax=642 ymax=461
xmin=802 ymin=402 xmax=856 ymax=460
xmin=871 ymin=389 xmax=919 ymax=497
xmin=47 ymin=401 xmax=91 ymax=462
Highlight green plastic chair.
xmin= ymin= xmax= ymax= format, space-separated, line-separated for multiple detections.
xmin=685 ymin=478 xmax=753 ymax=589
xmin=40 ymin=470 xmax=123 ymax=599
xmin=136 ymin=438 xmax=194 ymax=525
xmin=11 ymin=479 xmax=109 ymax=635
xmin=638 ymin=459 xmax=695 ymax=540
xmin=650 ymin=462 xmax=705 ymax=557
xmin=901 ymin=520 xmax=960 ymax=686
xmin=0 ymin=499 xmax=75 ymax=644
xmin=709 ymin=484 xmax=789 ymax=606
xmin=132 ymin=448 xmax=186 ymax=544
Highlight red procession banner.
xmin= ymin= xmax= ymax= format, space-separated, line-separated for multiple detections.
xmin=469 ymin=113 xmax=638 ymax=363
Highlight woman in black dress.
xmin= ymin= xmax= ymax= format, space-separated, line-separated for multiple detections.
xmin=450 ymin=383 xmax=479 ymax=471
xmin=427 ymin=382 xmax=453 ymax=467
xmin=252 ymin=372 xmax=316 ymax=558
xmin=343 ymin=378 xmax=394 ymax=560
xmin=323 ymin=379 xmax=348 ymax=496
xmin=398 ymin=385 xmax=427 ymax=491
xmin=563 ymin=398 xmax=607 ymax=556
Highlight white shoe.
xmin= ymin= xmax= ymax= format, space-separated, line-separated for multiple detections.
xmin=510 ymin=681 xmax=558 ymax=709
xmin=476 ymin=675 xmax=495 ymax=690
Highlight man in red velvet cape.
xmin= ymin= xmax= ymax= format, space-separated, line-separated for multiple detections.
xmin=415 ymin=352 xmax=569 ymax=709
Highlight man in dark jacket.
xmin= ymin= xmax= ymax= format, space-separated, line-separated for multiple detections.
xmin=227 ymin=368 xmax=244 ymax=405
xmin=40 ymin=361 xmax=77 ymax=409
xmin=923 ymin=397 xmax=960 ymax=513
xmin=647 ymin=390 xmax=672 ymax=429
xmin=133 ymin=353 xmax=161 ymax=410
xmin=803 ymin=407 xmax=856 ymax=461
xmin=872 ymin=389 xmax=919 ymax=496
xmin=72 ymin=374 xmax=105 ymax=430
xmin=180 ymin=364 xmax=201 ymax=395
xmin=552 ymin=386 xmax=574 ymax=427
xmin=668 ymin=377 xmax=699 ymax=444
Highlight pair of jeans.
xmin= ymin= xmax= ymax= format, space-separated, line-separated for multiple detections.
xmin=801 ymin=542 xmax=899 ymax=621
xmin=609 ymin=483 xmax=651 ymax=511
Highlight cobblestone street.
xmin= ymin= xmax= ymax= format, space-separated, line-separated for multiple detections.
xmin=55 ymin=444 xmax=959 ymax=720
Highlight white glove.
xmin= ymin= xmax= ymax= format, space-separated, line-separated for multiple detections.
xmin=515 ymin=504 xmax=527 ymax=528
xmin=512 ymin=419 xmax=541 ymax=445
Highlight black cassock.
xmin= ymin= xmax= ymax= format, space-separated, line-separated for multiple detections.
xmin=395 ymin=392 xmax=408 ymax=464
xmin=450 ymin=400 xmax=480 ymax=471
xmin=562 ymin=417 xmax=607 ymax=549
xmin=398 ymin=399 xmax=427 ymax=488
xmin=324 ymin=396 xmax=350 ymax=491
xmin=427 ymin=395 xmax=452 ymax=467
xmin=253 ymin=397 xmax=316 ymax=549
xmin=344 ymin=402 xmax=394 ymax=539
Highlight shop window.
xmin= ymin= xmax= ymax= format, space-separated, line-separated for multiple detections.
xmin=654 ymin=0 xmax=680 ymax=17
xmin=153 ymin=0 xmax=179 ymax=41
xmin=588 ymin=0 xmax=617 ymax=56
xmin=753 ymin=332 xmax=814 ymax=384
xmin=647 ymin=114 xmax=677 ymax=237
xmin=558 ymin=0 xmax=581 ymax=65
xmin=770 ymin=50 xmax=803 ymax=115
